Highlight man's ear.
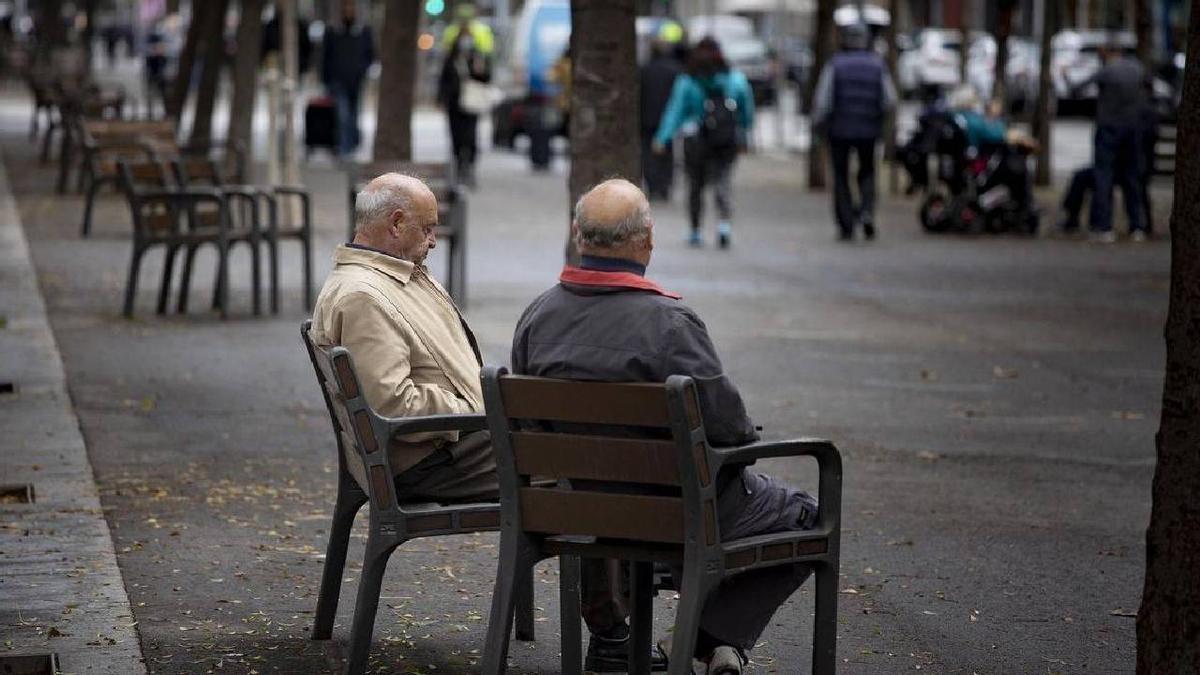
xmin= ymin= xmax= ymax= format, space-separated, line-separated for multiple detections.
xmin=570 ymin=221 xmax=582 ymax=248
xmin=389 ymin=208 xmax=405 ymax=237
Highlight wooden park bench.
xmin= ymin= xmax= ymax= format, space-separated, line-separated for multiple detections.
xmin=479 ymin=367 xmax=844 ymax=675
xmin=300 ymin=322 xmax=534 ymax=675
xmin=346 ymin=162 xmax=468 ymax=306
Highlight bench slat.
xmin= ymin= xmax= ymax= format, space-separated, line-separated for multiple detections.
xmin=518 ymin=487 xmax=683 ymax=543
xmin=499 ymin=376 xmax=671 ymax=427
xmin=512 ymin=431 xmax=679 ymax=486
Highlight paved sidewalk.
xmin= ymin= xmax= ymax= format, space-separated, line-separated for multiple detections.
xmin=0 ymin=154 xmax=145 ymax=672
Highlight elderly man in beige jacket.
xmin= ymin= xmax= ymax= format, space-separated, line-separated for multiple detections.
xmin=310 ymin=173 xmax=496 ymax=501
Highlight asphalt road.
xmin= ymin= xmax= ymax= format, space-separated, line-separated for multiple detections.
xmin=3 ymin=90 xmax=1168 ymax=674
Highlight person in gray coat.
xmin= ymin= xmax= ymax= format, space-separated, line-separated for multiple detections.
xmin=511 ymin=178 xmax=819 ymax=675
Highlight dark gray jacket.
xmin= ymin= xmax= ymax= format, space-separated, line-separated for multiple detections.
xmin=510 ymin=270 xmax=759 ymax=448
xmin=1081 ymin=55 xmax=1149 ymax=129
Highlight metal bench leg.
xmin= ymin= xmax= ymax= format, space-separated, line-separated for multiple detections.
xmin=250 ymin=238 xmax=262 ymax=317
xmin=122 ymin=246 xmax=144 ymax=318
xmin=312 ymin=481 xmax=367 ymax=640
xmin=559 ymin=555 xmax=582 ymax=675
xmin=812 ymin=561 xmax=839 ymax=675
xmin=667 ymin=567 xmax=708 ymax=675
xmin=177 ymin=244 xmax=199 ymax=313
xmin=302 ymin=233 xmax=314 ymax=310
xmin=344 ymin=534 xmax=402 ymax=675
xmin=514 ymin=564 xmax=535 ymax=642
xmin=629 ymin=561 xmax=654 ymax=675
xmin=481 ymin=534 xmax=538 ymax=675
xmin=157 ymin=244 xmax=180 ymax=314
xmin=80 ymin=173 xmax=101 ymax=237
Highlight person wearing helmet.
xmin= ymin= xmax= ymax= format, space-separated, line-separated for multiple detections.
xmin=441 ymin=4 xmax=494 ymax=56
xmin=812 ymin=22 xmax=897 ymax=241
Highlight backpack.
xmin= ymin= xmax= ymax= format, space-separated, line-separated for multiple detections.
xmin=700 ymin=82 xmax=738 ymax=153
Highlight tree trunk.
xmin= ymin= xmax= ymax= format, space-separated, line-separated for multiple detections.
xmin=1136 ymin=9 xmax=1200 ymax=674
xmin=959 ymin=0 xmax=971 ymax=83
xmin=373 ymin=1 xmax=421 ymax=161
xmin=1133 ymin=0 xmax=1153 ymax=66
xmin=33 ymin=0 xmax=67 ymax=65
xmin=168 ymin=1 xmax=211 ymax=120
xmin=228 ymin=0 xmax=266 ymax=165
xmin=82 ymin=0 xmax=99 ymax=71
xmin=190 ymin=0 xmax=231 ymax=145
xmin=884 ymin=0 xmax=901 ymax=194
xmin=566 ymin=0 xmax=640 ymax=264
xmin=1033 ymin=0 xmax=1056 ymax=185
xmin=806 ymin=0 xmax=834 ymax=190
xmin=993 ymin=0 xmax=1016 ymax=105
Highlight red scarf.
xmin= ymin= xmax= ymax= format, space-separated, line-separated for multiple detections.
xmin=558 ymin=266 xmax=682 ymax=299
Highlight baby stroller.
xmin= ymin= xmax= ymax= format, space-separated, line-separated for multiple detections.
xmin=916 ymin=111 xmax=1039 ymax=235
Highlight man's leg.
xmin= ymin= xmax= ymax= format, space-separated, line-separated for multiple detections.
xmin=684 ymin=138 xmax=707 ymax=243
xmin=856 ymin=138 xmax=879 ymax=238
xmin=691 ymin=470 xmax=819 ymax=658
xmin=392 ymin=432 xmax=497 ymax=503
xmin=1117 ymin=126 xmax=1147 ymax=235
xmin=1060 ymin=167 xmax=1094 ymax=231
xmin=711 ymin=153 xmax=736 ymax=248
xmin=829 ymin=139 xmax=855 ymax=238
xmin=333 ymin=86 xmax=354 ymax=156
xmin=1089 ymin=125 xmax=1118 ymax=235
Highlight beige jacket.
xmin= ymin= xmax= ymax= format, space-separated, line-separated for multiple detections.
xmin=309 ymin=245 xmax=483 ymax=481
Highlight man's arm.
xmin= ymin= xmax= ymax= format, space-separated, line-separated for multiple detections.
xmin=812 ymin=62 xmax=835 ymax=131
xmin=881 ymin=67 xmax=898 ymax=111
xmin=334 ymin=292 xmax=474 ymax=421
xmin=663 ymin=307 xmax=759 ymax=447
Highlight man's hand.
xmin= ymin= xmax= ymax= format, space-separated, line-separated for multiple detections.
xmin=651 ymin=141 xmax=666 ymax=155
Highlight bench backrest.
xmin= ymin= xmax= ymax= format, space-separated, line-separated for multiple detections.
xmin=116 ymin=159 xmax=184 ymax=236
xmin=300 ymin=320 xmax=400 ymax=513
xmin=481 ymin=367 xmax=721 ymax=548
xmin=83 ymin=119 xmax=176 ymax=146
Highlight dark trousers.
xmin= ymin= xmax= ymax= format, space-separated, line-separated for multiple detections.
xmin=447 ymin=107 xmax=479 ymax=170
xmin=393 ymin=431 xmax=498 ymax=503
xmin=1061 ymin=167 xmax=1095 ymax=230
xmin=641 ymin=131 xmax=675 ymax=200
xmin=332 ymin=83 xmax=362 ymax=156
xmin=1091 ymin=124 xmax=1146 ymax=233
xmin=684 ymin=137 xmax=736 ymax=231
xmin=830 ymin=137 xmax=879 ymax=235
xmin=580 ymin=470 xmax=818 ymax=654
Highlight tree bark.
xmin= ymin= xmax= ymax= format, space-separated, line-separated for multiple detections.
xmin=806 ymin=0 xmax=834 ymax=190
xmin=228 ymin=0 xmax=266 ymax=164
xmin=33 ymin=0 xmax=67 ymax=65
xmin=82 ymin=0 xmax=99 ymax=71
xmin=566 ymin=0 xmax=640 ymax=264
xmin=373 ymin=1 xmax=421 ymax=161
xmin=1136 ymin=9 xmax=1200 ymax=674
xmin=993 ymin=0 xmax=1016 ymax=105
xmin=190 ymin=0 xmax=231 ymax=145
xmin=1133 ymin=0 xmax=1153 ymax=66
xmin=168 ymin=1 xmax=211 ymax=120
xmin=1033 ymin=0 xmax=1056 ymax=185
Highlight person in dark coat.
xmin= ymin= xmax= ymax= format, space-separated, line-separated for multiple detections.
xmin=438 ymin=24 xmax=492 ymax=188
xmin=321 ymin=0 xmax=375 ymax=157
xmin=640 ymin=36 xmax=683 ymax=201
xmin=812 ymin=22 xmax=897 ymax=241
xmin=511 ymin=178 xmax=820 ymax=675
xmin=1068 ymin=43 xmax=1151 ymax=242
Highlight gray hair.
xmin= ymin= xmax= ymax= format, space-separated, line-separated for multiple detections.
xmin=354 ymin=173 xmax=415 ymax=234
xmin=573 ymin=195 xmax=651 ymax=249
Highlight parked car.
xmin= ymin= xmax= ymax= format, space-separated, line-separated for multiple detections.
xmin=491 ymin=0 xmax=571 ymax=149
xmin=687 ymin=14 xmax=776 ymax=106
xmin=967 ymin=35 xmax=1040 ymax=113
xmin=898 ymin=29 xmax=963 ymax=97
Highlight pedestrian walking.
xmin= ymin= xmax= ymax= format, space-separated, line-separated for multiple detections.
xmin=1067 ymin=43 xmax=1151 ymax=242
xmin=812 ymin=22 xmax=897 ymax=241
xmin=653 ymin=37 xmax=754 ymax=249
xmin=640 ymin=26 xmax=683 ymax=201
xmin=437 ymin=10 xmax=494 ymax=188
xmin=321 ymin=0 xmax=375 ymax=158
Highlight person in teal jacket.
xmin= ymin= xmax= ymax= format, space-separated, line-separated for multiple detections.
xmin=652 ymin=37 xmax=754 ymax=248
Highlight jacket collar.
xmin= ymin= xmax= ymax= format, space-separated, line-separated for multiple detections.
xmin=559 ymin=266 xmax=682 ymax=299
xmin=334 ymin=244 xmax=415 ymax=285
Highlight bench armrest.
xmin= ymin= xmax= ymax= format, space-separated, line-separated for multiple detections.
xmin=713 ymin=438 xmax=842 ymax=530
xmin=384 ymin=413 xmax=488 ymax=438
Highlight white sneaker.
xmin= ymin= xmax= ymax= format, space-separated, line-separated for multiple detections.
xmin=706 ymin=646 xmax=747 ymax=674
xmin=1130 ymin=230 xmax=1149 ymax=243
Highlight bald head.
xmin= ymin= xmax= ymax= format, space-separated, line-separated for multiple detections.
xmin=353 ymin=173 xmax=439 ymax=263
xmin=573 ymin=179 xmax=653 ymax=260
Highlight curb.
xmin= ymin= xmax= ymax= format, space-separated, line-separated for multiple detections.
xmin=0 ymin=151 xmax=147 ymax=672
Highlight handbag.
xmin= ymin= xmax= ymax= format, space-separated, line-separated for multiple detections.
xmin=459 ymin=79 xmax=498 ymax=114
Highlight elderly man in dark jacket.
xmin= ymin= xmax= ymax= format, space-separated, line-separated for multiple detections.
xmin=511 ymin=179 xmax=819 ymax=675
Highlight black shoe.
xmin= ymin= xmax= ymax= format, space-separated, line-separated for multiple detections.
xmin=862 ymin=220 xmax=876 ymax=240
xmin=585 ymin=630 xmax=669 ymax=672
